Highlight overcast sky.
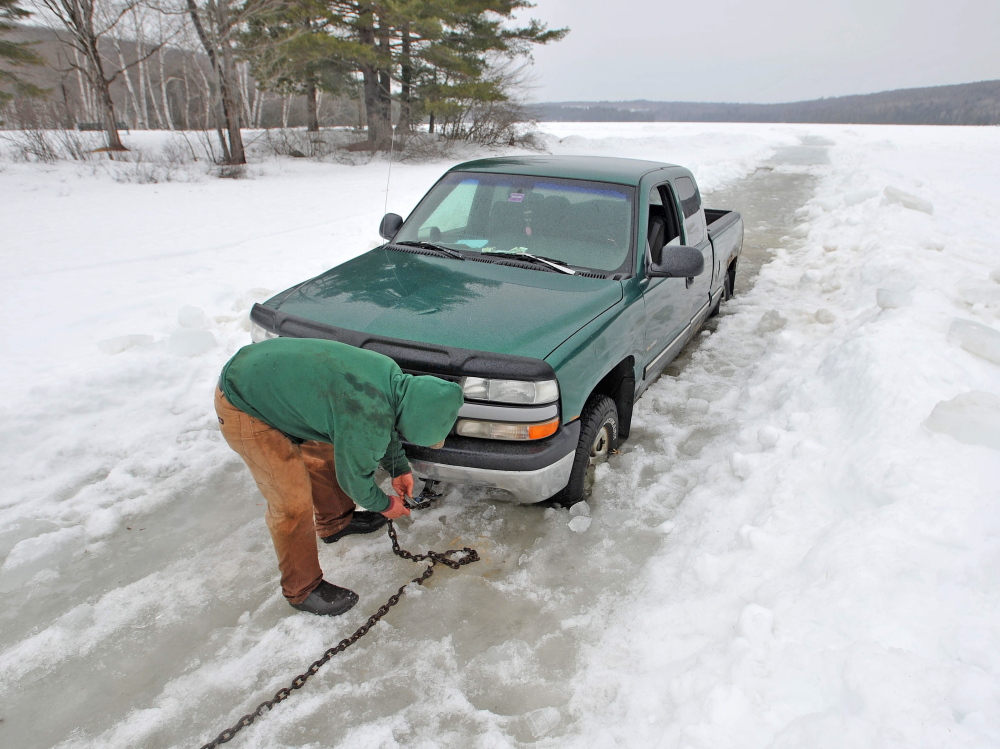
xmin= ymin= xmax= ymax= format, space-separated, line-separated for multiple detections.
xmin=517 ymin=0 xmax=1000 ymax=104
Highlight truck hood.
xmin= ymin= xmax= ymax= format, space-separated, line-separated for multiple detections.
xmin=269 ymin=248 xmax=624 ymax=361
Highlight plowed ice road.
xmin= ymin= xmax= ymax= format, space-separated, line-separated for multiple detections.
xmin=1 ymin=123 xmax=998 ymax=749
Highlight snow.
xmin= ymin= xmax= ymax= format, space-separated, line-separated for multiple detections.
xmin=1 ymin=122 xmax=999 ymax=748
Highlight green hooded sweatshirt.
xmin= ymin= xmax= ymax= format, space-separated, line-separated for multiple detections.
xmin=219 ymin=337 xmax=464 ymax=512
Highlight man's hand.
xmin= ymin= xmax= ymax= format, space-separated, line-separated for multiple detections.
xmin=382 ymin=493 xmax=411 ymax=520
xmin=391 ymin=472 xmax=414 ymax=502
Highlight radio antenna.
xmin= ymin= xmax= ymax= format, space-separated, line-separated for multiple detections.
xmin=383 ymin=123 xmax=397 ymax=217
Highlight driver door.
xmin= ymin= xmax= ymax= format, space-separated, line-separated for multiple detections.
xmin=640 ymin=183 xmax=694 ymax=377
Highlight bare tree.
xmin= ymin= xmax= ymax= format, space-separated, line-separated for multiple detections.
xmin=33 ymin=0 xmax=170 ymax=150
xmin=184 ymin=0 xmax=279 ymax=164
xmin=34 ymin=0 xmax=128 ymax=149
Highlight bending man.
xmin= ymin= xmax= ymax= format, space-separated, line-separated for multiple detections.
xmin=215 ymin=337 xmax=463 ymax=616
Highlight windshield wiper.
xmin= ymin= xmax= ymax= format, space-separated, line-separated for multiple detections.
xmin=393 ymin=240 xmax=465 ymax=260
xmin=484 ymin=251 xmax=576 ymax=275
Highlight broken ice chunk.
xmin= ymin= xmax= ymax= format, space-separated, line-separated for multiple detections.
xmin=876 ymin=288 xmax=913 ymax=309
xmin=730 ymin=452 xmax=752 ymax=479
xmin=756 ymin=310 xmax=787 ymax=334
xmin=97 ymin=334 xmax=154 ymax=355
xmin=178 ymin=305 xmax=209 ymax=329
xmin=925 ymin=391 xmax=1000 ymax=451
xmin=686 ymin=398 xmax=710 ymax=414
xmin=948 ymin=319 xmax=1000 ymax=365
xmin=883 ymin=186 xmax=934 ymax=214
xmin=757 ymin=426 xmax=781 ymax=448
xmin=568 ymin=501 xmax=590 ymax=518
xmin=568 ymin=516 xmax=591 ymax=533
xmin=525 ymin=707 xmax=561 ymax=738
xmin=168 ymin=329 xmax=216 ymax=357
xmin=738 ymin=604 xmax=774 ymax=644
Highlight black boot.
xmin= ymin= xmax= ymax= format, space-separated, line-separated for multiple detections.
xmin=321 ymin=511 xmax=388 ymax=544
xmin=290 ymin=580 xmax=359 ymax=617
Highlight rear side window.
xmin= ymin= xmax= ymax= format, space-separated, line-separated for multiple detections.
xmin=674 ymin=177 xmax=700 ymax=217
xmin=674 ymin=176 xmax=706 ymax=246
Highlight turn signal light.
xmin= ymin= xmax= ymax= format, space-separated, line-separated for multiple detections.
xmin=527 ymin=419 xmax=559 ymax=440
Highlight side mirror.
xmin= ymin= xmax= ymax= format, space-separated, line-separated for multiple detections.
xmin=647 ymin=245 xmax=704 ymax=279
xmin=379 ymin=212 xmax=403 ymax=240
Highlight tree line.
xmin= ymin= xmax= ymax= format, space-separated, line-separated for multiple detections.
xmin=0 ymin=0 xmax=566 ymax=162
xmin=531 ymin=80 xmax=1000 ymax=127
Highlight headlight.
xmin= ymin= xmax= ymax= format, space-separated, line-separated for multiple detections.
xmin=461 ymin=377 xmax=559 ymax=405
xmin=456 ymin=417 xmax=560 ymax=441
xmin=250 ymin=319 xmax=279 ymax=343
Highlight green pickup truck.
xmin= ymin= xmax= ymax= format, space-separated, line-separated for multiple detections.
xmin=249 ymin=155 xmax=743 ymax=505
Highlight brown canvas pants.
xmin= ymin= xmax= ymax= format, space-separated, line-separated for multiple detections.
xmin=215 ymin=387 xmax=356 ymax=603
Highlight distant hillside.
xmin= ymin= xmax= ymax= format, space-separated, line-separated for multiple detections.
xmin=531 ymin=80 xmax=1000 ymax=126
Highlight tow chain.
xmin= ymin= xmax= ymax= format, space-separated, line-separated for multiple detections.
xmin=198 ymin=487 xmax=477 ymax=749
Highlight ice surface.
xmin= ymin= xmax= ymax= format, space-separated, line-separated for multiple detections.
xmin=883 ymin=185 xmax=934 ymax=214
xmin=948 ymin=319 xmax=1000 ymax=365
xmin=815 ymin=308 xmax=836 ymax=324
xmin=3 ymin=123 xmax=1000 ymax=749
xmin=876 ymin=288 xmax=913 ymax=309
xmin=925 ymin=391 xmax=1000 ymax=451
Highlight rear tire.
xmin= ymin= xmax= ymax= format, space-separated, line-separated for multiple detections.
xmin=710 ymin=261 xmax=737 ymax=317
xmin=550 ymin=394 xmax=619 ymax=507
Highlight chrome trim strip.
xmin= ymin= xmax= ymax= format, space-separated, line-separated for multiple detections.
xmin=457 ymin=402 xmax=559 ymax=423
xmin=692 ymin=299 xmax=712 ymax=323
xmin=644 ymin=325 xmax=690 ymax=379
xmin=410 ymin=452 xmax=576 ymax=504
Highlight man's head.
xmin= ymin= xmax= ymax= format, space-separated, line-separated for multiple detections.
xmin=394 ymin=375 xmax=463 ymax=448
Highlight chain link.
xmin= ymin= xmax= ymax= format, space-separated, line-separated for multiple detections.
xmin=198 ymin=505 xmax=478 ymax=749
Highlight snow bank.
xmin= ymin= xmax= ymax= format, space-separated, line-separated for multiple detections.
xmin=559 ymin=125 xmax=1000 ymax=748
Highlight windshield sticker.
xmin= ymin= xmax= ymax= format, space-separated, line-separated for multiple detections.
xmin=508 ymin=192 xmax=525 ymax=203
xmin=456 ymin=239 xmax=489 ymax=248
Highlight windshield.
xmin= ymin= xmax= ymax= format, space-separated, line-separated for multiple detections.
xmin=393 ymin=172 xmax=635 ymax=273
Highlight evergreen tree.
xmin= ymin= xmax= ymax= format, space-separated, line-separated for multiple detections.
xmin=242 ymin=0 xmax=356 ymax=131
xmin=249 ymin=0 xmax=566 ymax=147
xmin=0 ymin=0 xmax=44 ymax=106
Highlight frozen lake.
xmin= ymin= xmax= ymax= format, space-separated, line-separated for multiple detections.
xmin=1 ymin=123 xmax=998 ymax=748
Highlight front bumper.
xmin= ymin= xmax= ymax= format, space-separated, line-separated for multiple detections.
xmin=405 ymin=421 xmax=580 ymax=504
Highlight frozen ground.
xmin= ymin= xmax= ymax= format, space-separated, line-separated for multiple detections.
xmin=0 ymin=122 xmax=998 ymax=748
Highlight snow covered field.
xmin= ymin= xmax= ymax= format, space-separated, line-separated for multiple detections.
xmin=0 ymin=122 xmax=998 ymax=748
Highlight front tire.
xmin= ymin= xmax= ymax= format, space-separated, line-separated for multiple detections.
xmin=551 ymin=394 xmax=619 ymax=507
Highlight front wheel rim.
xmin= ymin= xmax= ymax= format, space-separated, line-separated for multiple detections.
xmin=589 ymin=424 xmax=612 ymax=466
